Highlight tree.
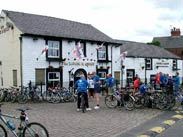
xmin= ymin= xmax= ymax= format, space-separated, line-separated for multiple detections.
xmin=147 ymin=41 xmax=161 ymax=47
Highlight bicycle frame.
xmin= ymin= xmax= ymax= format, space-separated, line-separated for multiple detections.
xmin=0 ymin=106 xmax=29 ymax=137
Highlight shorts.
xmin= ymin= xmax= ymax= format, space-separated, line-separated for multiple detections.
xmin=108 ymin=87 xmax=114 ymax=95
xmin=88 ymin=88 xmax=94 ymax=97
xmin=94 ymin=88 xmax=100 ymax=93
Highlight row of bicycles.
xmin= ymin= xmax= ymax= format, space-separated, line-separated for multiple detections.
xmin=0 ymin=86 xmax=77 ymax=104
xmin=105 ymin=84 xmax=183 ymax=111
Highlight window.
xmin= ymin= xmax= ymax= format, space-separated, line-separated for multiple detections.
xmin=145 ymin=58 xmax=152 ymax=70
xmin=98 ymin=71 xmax=106 ymax=80
xmin=97 ymin=69 xmax=108 ymax=88
xmin=172 ymin=59 xmax=177 ymax=70
xmin=48 ymin=72 xmax=60 ymax=88
xmin=35 ymin=69 xmax=45 ymax=85
xmin=48 ymin=41 xmax=60 ymax=58
xmin=13 ymin=70 xmax=17 ymax=86
xmin=97 ymin=46 xmax=106 ymax=60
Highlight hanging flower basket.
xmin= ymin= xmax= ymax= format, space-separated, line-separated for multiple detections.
xmin=59 ymin=66 xmax=63 ymax=70
xmin=49 ymin=65 xmax=54 ymax=70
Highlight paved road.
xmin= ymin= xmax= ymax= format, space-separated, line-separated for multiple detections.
xmin=1 ymin=97 xmax=163 ymax=137
xmin=156 ymin=119 xmax=183 ymax=137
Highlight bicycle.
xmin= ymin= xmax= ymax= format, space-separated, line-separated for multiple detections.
xmin=105 ymin=88 xmax=135 ymax=111
xmin=0 ymin=103 xmax=49 ymax=137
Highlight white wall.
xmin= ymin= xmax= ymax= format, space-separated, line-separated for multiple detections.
xmin=22 ymin=37 xmax=121 ymax=87
xmin=123 ymin=57 xmax=183 ymax=85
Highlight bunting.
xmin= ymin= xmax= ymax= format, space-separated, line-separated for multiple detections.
xmin=121 ymin=51 xmax=128 ymax=61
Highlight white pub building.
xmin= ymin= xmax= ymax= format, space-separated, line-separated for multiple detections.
xmin=0 ymin=10 xmax=122 ymax=89
xmin=116 ymin=40 xmax=183 ymax=87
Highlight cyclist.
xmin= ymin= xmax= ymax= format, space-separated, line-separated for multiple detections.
xmin=133 ymin=77 xmax=141 ymax=95
xmin=173 ymin=72 xmax=181 ymax=92
xmin=91 ymin=72 xmax=101 ymax=109
xmin=75 ymin=74 xmax=92 ymax=111
xmin=105 ymin=73 xmax=115 ymax=96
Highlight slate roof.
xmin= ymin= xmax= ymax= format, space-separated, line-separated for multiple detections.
xmin=153 ymin=36 xmax=183 ymax=49
xmin=115 ymin=40 xmax=180 ymax=59
xmin=2 ymin=10 xmax=117 ymax=44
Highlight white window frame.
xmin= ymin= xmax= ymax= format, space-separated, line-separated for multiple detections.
xmin=172 ymin=59 xmax=177 ymax=70
xmin=146 ymin=58 xmax=152 ymax=70
xmin=98 ymin=71 xmax=106 ymax=80
xmin=98 ymin=46 xmax=106 ymax=60
xmin=48 ymin=72 xmax=60 ymax=81
xmin=48 ymin=41 xmax=60 ymax=58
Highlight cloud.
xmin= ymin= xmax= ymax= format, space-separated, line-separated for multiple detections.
xmin=0 ymin=0 xmax=182 ymax=43
xmin=148 ymin=0 xmax=183 ymax=10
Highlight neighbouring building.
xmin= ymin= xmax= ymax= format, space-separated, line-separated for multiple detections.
xmin=0 ymin=10 xmax=122 ymax=89
xmin=153 ymin=27 xmax=183 ymax=59
xmin=116 ymin=40 xmax=182 ymax=87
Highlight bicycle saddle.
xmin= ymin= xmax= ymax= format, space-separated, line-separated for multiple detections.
xmin=16 ymin=107 xmax=31 ymax=112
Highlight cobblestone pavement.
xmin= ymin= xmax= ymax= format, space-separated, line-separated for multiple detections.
xmin=1 ymin=97 xmax=163 ymax=137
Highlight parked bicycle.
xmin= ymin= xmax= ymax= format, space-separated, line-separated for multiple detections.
xmin=105 ymin=88 xmax=135 ymax=111
xmin=0 ymin=103 xmax=49 ymax=137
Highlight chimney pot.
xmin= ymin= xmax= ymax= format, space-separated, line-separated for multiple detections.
xmin=171 ymin=27 xmax=181 ymax=36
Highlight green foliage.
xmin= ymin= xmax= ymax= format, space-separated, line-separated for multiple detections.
xmin=147 ymin=41 xmax=161 ymax=47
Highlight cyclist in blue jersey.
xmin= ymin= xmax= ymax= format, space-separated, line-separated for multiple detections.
xmin=75 ymin=74 xmax=92 ymax=111
xmin=173 ymin=72 xmax=181 ymax=92
xmin=105 ymin=74 xmax=115 ymax=96
xmin=91 ymin=72 xmax=101 ymax=109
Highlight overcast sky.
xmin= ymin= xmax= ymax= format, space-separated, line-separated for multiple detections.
xmin=0 ymin=0 xmax=182 ymax=42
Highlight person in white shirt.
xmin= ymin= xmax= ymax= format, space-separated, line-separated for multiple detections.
xmin=88 ymin=74 xmax=94 ymax=98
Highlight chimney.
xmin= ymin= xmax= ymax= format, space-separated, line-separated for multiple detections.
xmin=171 ymin=27 xmax=181 ymax=36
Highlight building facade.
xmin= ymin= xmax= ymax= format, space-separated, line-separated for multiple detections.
xmin=0 ymin=10 xmax=121 ymax=89
xmin=116 ymin=40 xmax=182 ymax=87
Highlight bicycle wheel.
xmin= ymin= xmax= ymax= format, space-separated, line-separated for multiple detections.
xmin=0 ymin=124 xmax=7 ymax=137
xmin=51 ymin=93 xmax=61 ymax=104
xmin=17 ymin=94 xmax=28 ymax=104
xmin=105 ymin=95 xmax=118 ymax=108
xmin=22 ymin=122 xmax=49 ymax=137
xmin=157 ymin=94 xmax=170 ymax=110
xmin=123 ymin=95 xmax=135 ymax=111
xmin=134 ymin=94 xmax=144 ymax=108
xmin=10 ymin=94 xmax=17 ymax=103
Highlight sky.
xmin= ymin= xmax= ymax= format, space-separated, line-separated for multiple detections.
xmin=0 ymin=0 xmax=182 ymax=43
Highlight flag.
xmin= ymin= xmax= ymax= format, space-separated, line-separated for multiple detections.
xmin=41 ymin=46 xmax=49 ymax=54
xmin=96 ymin=43 xmax=104 ymax=50
xmin=121 ymin=51 xmax=128 ymax=61
xmin=73 ymin=42 xmax=84 ymax=59
xmin=36 ymin=46 xmax=49 ymax=60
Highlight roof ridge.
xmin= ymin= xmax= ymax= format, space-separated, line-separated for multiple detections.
xmin=2 ymin=9 xmax=92 ymax=27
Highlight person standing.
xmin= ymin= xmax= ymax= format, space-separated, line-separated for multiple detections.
xmin=91 ymin=72 xmax=101 ymax=109
xmin=173 ymin=72 xmax=181 ymax=92
xmin=87 ymin=74 xmax=94 ymax=98
xmin=155 ymin=72 xmax=161 ymax=89
xmin=105 ymin=74 xmax=115 ymax=96
xmin=133 ymin=77 xmax=141 ymax=95
xmin=75 ymin=74 xmax=92 ymax=111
